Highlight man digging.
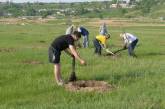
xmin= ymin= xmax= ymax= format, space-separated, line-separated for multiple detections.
xmin=93 ymin=34 xmax=114 ymax=55
xmin=120 ymin=32 xmax=139 ymax=57
xmin=48 ymin=31 xmax=86 ymax=86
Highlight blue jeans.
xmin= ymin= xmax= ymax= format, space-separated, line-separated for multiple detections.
xmin=83 ymin=35 xmax=89 ymax=48
xmin=93 ymin=39 xmax=101 ymax=55
xmin=128 ymin=39 xmax=138 ymax=56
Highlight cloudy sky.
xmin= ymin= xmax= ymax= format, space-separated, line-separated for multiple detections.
xmin=0 ymin=0 xmax=114 ymax=3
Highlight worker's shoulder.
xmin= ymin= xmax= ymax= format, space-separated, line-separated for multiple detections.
xmin=96 ymin=35 xmax=105 ymax=38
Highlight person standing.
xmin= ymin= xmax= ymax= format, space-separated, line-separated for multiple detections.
xmin=65 ymin=25 xmax=74 ymax=35
xmin=99 ymin=22 xmax=108 ymax=35
xmin=48 ymin=31 xmax=86 ymax=86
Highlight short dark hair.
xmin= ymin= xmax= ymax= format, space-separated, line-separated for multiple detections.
xmin=73 ymin=31 xmax=81 ymax=38
xmin=106 ymin=33 xmax=111 ymax=38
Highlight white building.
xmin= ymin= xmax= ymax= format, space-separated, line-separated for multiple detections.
xmin=110 ymin=0 xmax=136 ymax=8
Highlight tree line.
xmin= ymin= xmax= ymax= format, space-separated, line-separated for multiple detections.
xmin=0 ymin=0 xmax=164 ymax=18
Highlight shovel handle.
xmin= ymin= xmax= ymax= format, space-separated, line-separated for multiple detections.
xmin=72 ymin=56 xmax=75 ymax=72
xmin=114 ymin=48 xmax=126 ymax=54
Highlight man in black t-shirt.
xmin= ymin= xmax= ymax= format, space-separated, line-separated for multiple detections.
xmin=48 ymin=31 xmax=86 ymax=86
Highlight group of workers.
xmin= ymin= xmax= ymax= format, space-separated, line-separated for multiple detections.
xmin=48 ymin=23 xmax=139 ymax=86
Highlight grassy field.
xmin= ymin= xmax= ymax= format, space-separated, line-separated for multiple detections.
xmin=0 ymin=18 xmax=165 ymax=109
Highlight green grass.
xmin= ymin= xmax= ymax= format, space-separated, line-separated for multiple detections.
xmin=0 ymin=18 xmax=165 ymax=109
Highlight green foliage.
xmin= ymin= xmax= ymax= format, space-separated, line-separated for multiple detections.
xmin=129 ymin=0 xmax=136 ymax=5
xmin=136 ymin=0 xmax=158 ymax=15
xmin=26 ymin=8 xmax=36 ymax=16
xmin=0 ymin=0 xmax=165 ymax=18
xmin=0 ymin=10 xmax=4 ymax=16
xmin=0 ymin=3 xmax=23 ymax=17
xmin=112 ymin=0 xmax=118 ymax=4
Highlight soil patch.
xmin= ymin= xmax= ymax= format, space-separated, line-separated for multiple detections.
xmin=39 ymin=40 xmax=46 ymax=43
xmin=0 ymin=48 xmax=16 ymax=53
xmin=65 ymin=80 xmax=114 ymax=92
xmin=88 ymin=19 xmax=131 ymax=27
xmin=22 ymin=60 xmax=43 ymax=65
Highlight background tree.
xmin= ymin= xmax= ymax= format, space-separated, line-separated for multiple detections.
xmin=129 ymin=0 xmax=136 ymax=5
xmin=26 ymin=8 xmax=36 ymax=16
xmin=112 ymin=0 xmax=118 ymax=4
xmin=136 ymin=0 xmax=157 ymax=15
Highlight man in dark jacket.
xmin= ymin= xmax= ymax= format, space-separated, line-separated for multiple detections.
xmin=78 ymin=26 xmax=89 ymax=48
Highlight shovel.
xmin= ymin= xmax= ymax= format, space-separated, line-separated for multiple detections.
xmin=113 ymin=48 xmax=127 ymax=54
xmin=68 ymin=56 xmax=77 ymax=82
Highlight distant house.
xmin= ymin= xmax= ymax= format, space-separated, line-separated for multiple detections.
xmin=110 ymin=0 xmax=135 ymax=8
xmin=119 ymin=3 xmax=129 ymax=8
xmin=110 ymin=3 xmax=129 ymax=8
xmin=110 ymin=4 xmax=118 ymax=8
xmin=38 ymin=9 xmax=47 ymax=12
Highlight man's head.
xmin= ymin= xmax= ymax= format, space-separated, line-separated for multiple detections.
xmin=120 ymin=33 xmax=123 ymax=38
xmin=120 ymin=32 xmax=126 ymax=38
xmin=72 ymin=31 xmax=81 ymax=41
xmin=105 ymin=33 xmax=111 ymax=39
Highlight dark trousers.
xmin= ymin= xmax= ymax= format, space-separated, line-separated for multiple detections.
xmin=93 ymin=39 xmax=101 ymax=55
xmin=128 ymin=39 xmax=138 ymax=56
xmin=82 ymin=35 xmax=89 ymax=48
xmin=48 ymin=46 xmax=61 ymax=64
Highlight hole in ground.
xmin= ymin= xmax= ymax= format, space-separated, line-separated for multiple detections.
xmin=65 ymin=80 xmax=114 ymax=92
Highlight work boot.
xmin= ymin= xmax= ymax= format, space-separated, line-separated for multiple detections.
xmin=57 ymin=79 xmax=65 ymax=86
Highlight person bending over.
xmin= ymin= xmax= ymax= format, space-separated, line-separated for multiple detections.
xmin=48 ymin=31 xmax=86 ymax=86
xmin=93 ymin=34 xmax=114 ymax=55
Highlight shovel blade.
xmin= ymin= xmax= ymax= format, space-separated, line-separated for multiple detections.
xmin=68 ymin=72 xmax=77 ymax=82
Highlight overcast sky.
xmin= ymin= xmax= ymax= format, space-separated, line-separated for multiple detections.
xmin=0 ymin=0 xmax=115 ymax=3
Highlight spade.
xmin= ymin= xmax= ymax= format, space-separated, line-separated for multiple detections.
xmin=68 ymin=56 xmax=77 ymax=82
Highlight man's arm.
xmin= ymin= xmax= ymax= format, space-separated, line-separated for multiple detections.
xmin=69 ymin=45 xmax=85 ymax=65
xmin=101 ymin=45 xmax=114 ymax=55
xmin=105 ymin=49 xmax=114 ymax=55
xmin=122 ymin=38 xmax=127 ymax=49
xmin=122 ymin=34 xmax=129 ymax=49
xmin=123 ymin=44 xmax=127 ymax=49
xmin=102 ymin=42 xmax=114 ymax=55
xmin=64 ymin=49 xmax=73 ymax=57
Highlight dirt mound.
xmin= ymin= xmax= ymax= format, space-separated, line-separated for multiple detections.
xmin=65 ymin=80 xmax=114 ymax=92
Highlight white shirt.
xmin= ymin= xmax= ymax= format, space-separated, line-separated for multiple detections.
xmin=122 ymin=33 xmax=137 ymax=44
xmin=99 ymin=23 xmax=108 ymax=35
xmin=66 ymin=25 xmax=74 ymax=35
